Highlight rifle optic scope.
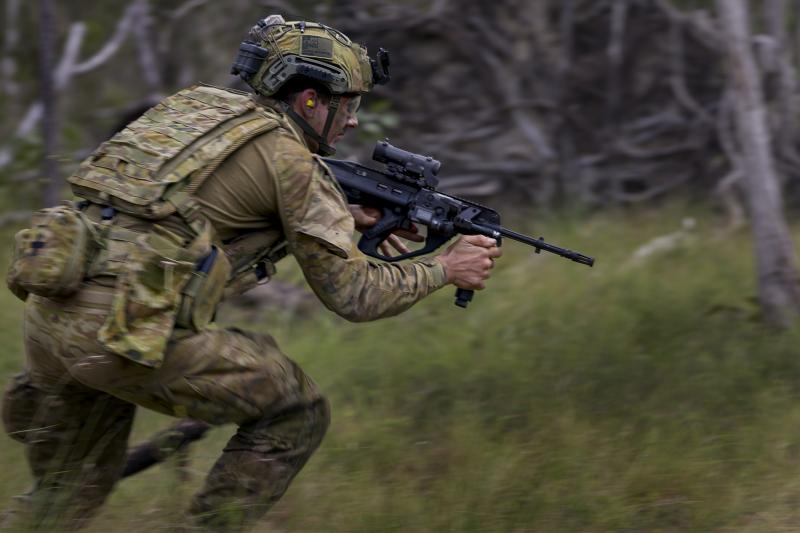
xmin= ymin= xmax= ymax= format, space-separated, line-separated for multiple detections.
xmin=373 ymin=140 xmax=441 ymax=186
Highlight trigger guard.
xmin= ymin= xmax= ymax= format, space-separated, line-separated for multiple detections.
xmin=362 ymin=206 xmax=402 ymax=240
xmin=357 ymin=232 xmax=450 ymax=263
xmin=355 ymin=206 xmax=452 ymax=262
xmin=357 ymin=233 xmax=391 ymax=260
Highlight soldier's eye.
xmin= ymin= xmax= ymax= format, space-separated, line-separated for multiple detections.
xmin=346 ymin=96 xmax=361 ymax=116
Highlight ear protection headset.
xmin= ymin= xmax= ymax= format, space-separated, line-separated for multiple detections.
xmin=306 ymin=98 xmax=315 ymax=108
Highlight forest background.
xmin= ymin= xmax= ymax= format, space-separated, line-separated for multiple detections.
xmin=4 ymin=0 xmax=800 ymax=531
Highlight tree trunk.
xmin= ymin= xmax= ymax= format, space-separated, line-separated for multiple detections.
xmin=131 ymin=0 xmax=162 ymax=97
xmin=2 ymin=0 xmax=21 ymax=116
xmin=716 ymin=0 xmax=800 ymax=328
xmin=38 ymin=0 xmax=61 ymax=207
xmin=555 ymin=0 xmax=577 ymax=204
xmin=606 ymin=0 xmax=628 ymax=128
xmin=763 ymin=0 xmax=799 ymax=164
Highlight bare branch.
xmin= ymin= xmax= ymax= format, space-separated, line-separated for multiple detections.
xmin=653 ymin=0 xmax=723 ymax=51
xmin=606 ymin=0 xmax=629 ymax=125
xmin=0 ymin=2 xmax=138 ymax=172
xmin=131 ymin=0 xmax=162 ymax=95
xmin=460 ymin=20 xmax=555 ymax=159
xmin=614 ymin=134 xmax=709 ymax=159
xmin=71 ymin=3 xmax=137 ymax=75
xmin=55 ymin=23 xmax=86 ymax=89
xmin=157 ymin=0 xmax=212 ymax=59
xmin=610 ymin=172 xmax=693 ymax=203
xmin=173 ymin=0 xmax=213 ymax=20
xmin=667 ymin=17 xmax=714 ymax=124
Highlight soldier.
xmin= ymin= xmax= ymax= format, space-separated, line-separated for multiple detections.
xmin=2 ymin=15 xmax=501 ymax=531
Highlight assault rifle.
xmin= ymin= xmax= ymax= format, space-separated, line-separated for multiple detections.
xmin=323 ymin=140 xmax=595 ymax=308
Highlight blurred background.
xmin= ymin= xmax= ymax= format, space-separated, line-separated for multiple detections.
xmin=5 ymin=0 xmax=800 ymax=531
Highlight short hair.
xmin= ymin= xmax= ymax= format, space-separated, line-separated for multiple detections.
xmin=273 ymin=76 xmax=332 ymax=105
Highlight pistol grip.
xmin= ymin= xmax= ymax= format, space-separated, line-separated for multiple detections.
xmin=455 ymin=288 xmax=474 ymax=308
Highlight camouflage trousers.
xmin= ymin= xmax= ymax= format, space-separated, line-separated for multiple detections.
xmin=1 ymin=285 xmax=330 ymax=531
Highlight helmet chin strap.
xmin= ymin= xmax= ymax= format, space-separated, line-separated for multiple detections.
xmin=280 ymin=95 xmax=341 ymax=156
xmin=319 ymin=95 xmax=341 ymax=154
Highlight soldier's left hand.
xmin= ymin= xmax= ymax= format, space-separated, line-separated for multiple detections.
xmin=349 ymin=205 xmax=423 ymax=256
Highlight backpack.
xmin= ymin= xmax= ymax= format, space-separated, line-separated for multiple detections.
xmin=9 ymin=85 xmax=285 ymax=367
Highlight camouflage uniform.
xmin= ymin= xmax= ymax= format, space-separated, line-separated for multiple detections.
xmin=2 ymin=92 xmax=446 ymax=530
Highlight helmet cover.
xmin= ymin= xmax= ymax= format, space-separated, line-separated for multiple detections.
xmin=232 ymin=16 xmax=376 ymax=97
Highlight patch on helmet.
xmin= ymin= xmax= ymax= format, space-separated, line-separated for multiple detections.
xmin=301 ymin=36 xmax=333 ymax=59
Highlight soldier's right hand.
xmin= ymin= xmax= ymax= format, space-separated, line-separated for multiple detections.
xmin=435 ymin=235 xmax=502 ymax=290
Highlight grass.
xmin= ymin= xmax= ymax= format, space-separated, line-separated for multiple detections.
xmin=3 ymin=201 xmax=800 ymax=531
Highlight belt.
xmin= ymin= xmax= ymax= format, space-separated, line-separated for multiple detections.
xmin=32 ymin=284 xmax=116 ymax=314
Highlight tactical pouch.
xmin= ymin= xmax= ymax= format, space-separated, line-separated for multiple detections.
xmin=98 ymin=222 xmax=228 ymax=368
xmin=175 ymin=245 xmax=231 ymax=331
xmin=6 ymin=204 xmax=97 ymax=301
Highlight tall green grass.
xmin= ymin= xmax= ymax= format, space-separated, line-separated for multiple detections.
xmin=3 ymin=203 xmax=800 ymax=531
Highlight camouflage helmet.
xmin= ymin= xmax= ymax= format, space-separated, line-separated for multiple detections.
xmin=231 ymin=15 xmax=390 ymax=98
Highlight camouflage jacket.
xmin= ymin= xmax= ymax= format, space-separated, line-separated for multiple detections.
xmin=193 ymin=94 xmax=447 ymax=322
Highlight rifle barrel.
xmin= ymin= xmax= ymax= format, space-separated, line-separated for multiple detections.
xmin=479 ymin=224 xmax=595 ymax=267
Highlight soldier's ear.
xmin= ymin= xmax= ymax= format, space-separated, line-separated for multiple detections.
xmin=298 ymin=88 xmax=319 ymax=116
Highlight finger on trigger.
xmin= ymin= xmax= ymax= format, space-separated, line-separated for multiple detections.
xmin=396 ymin=230 xmax=424 ymax=242
xmin=463 ymin=234 xmax=483 ymax=246
xmin=362 ymin=206 xmax=380 ymax=218
xmin=478 ymin=236 xmax=497 ymax=248
xmin=390 ymin=235 xmax=410 ymax=254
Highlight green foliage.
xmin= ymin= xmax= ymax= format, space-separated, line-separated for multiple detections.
xmin=4 ymin=204 xmax=800 ymax=531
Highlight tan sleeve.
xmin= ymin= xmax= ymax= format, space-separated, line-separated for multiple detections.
xmin=292 ymin=237 xmax=447 ymax=322
xmin=272 ymin=137 xmax=448 ymax=321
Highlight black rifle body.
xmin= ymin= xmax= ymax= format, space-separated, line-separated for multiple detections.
xmin=323 ymin=141 xmax=594 ymax=307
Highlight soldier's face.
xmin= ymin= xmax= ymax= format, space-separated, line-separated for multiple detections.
xmin=322 ymin=95 xmax=361 ymax=146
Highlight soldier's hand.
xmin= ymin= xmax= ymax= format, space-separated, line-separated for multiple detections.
xmin=435 ymin=235 xmax=502 ymax=290
xmin=349 ymin=205 xmax=423 ymax=256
